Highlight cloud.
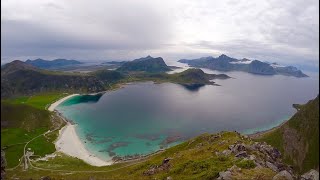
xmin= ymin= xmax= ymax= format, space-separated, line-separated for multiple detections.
xmin=1 ymin=0 xmax=319 ymax=68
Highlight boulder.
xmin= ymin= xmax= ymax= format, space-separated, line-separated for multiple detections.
xmin=222 ymin=150 xmax=231 ymax=156
xmin=217 ymin=171 xmax=232 ymax=180
xmin=162 ymin=158 xmax=171 ymax=164
xmin=273 ymin=170 xmax=293 ymax=180
xmin=301 ymin=169 xmax=319 ymax=180
xmin=266 ymin=161 xmax=279 ymax=172
xmin=229 ymin=143 xmax=246 ymax=154
xmin=235 ymin=151 xmax=248 ymax=158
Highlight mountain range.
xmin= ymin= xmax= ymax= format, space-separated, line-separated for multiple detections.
xmin=178 ymin=54 xmax=308 ymax=77
xmin=25 ymin=58 xmax=83 ymax=69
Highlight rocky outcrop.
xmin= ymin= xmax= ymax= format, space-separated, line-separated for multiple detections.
xmin=1 ymin=150 xmax=6 ymax=180
xmin=218 ymin=140 xmax=296 ymax=179
xmin=300 ymin=169 xmax=319 ymax=180
xmin=273 ymin=170 xmax=294 ymax=180
xmin=143 ymin=158 xmax=172 ymax=176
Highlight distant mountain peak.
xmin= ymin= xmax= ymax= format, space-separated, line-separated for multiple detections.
xmin=117 ymin=56 xmax=171 ymax=73
xmin=218 ymin=54 xmax=229 ymax=58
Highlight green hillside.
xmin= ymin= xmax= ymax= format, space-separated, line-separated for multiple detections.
xmin=256 ymin=95 xmax=319 ymax=173
xmin=6 ymin=132 xmax=292 ymax=179
xmin=1 ymin=60 xmax=105 ymax=98
xmin=1 ymin=98 xmax=65 ymax=168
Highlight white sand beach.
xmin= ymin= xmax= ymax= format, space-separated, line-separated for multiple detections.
xmin=48 ymin=94 xmax=79 ymax=111
xmin=49 ymin=93 xmax=112 ymax=166
xmin=55 ymin=124 xmax=112 ymax=166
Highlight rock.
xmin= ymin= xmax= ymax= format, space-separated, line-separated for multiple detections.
xmin=217 ymin=171 xmax=232 ymax=180
xmin=40 ymin=176 xmax=51 ymax=180
xmin=219 ymin=140 xmax=226 ymax=145
xmin=230 ymin=143 xmax=246 ymax=153
xmin=143 ymin=158 xmax=172 ymax=176
xmin=248 ymin=154 xmax=256 ymax=161
xmin=228 ymin=165 xmax=241 ymax=173
xmin=235 ymin=151 xmax=248 ymax=158
xmin=266 ymin=161 xmax=279 ymax=172
xmin=273 ymin=170 xmax=293 ymax=180
xmin=162 ymin=158 xmax=171 ymax=164
xmin=301 ymin=169 xmax=319 ymax=180
xmin=221 ymin=150 xmax=231 ymax=156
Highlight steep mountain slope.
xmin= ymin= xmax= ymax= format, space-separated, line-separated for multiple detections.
xmin=117 ymin=56 xmax=171 ymax=73
xmin=255 ymin=95 xmax=319 ymax=173
xmin=1 ymin=60 xmax=105 ymax=98
xmin=25 ymin=58 xmax=82 ymax=69
xmin=178 ymin=54 xmax=308 ymax=77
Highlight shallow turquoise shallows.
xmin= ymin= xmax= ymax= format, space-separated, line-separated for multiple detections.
xmin=56 ymin=69 xmax=319 ymax=161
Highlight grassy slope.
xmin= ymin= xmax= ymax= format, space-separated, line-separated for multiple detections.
xmin=2 ymin=92 xmax=65 ymax=110
xmin=6 ymin=132 xmax=276 ymax=179
xmin=1 ymin=93 xmax=65 ymax=168
xmin=257 ymin=95 xmax=319 ymax=173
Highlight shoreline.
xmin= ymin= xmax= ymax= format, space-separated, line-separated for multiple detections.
xmin=54 ymin=123 xmax=112 ymax=166
xmin=49 ymin=93 xmax=112 ymax=167
xmin=48 ymin=94 xmax=79 ymax=111
xmin=49 ymin=91 xmax=291 ymax=167
xmin=248 ymin=119 xmax=288 ymax=139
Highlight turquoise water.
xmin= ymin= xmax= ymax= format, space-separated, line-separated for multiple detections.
xmin=56 ymin=70 xmax=319 ymax=161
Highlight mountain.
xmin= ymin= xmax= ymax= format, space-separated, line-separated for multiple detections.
xmin=89 ymin=69 xmax=124 ymax=83
xmin=25 ymin=58 xmax=83 ymax=69
xmin=1 ymin=60 xmax=105 ymax=98
xmin=254 ymin=95 xmax=319 ymax=174
xmin=248 ymin=60 xmax=276 ymax=75
xmin=117 ymin=56 xmax=171 ymax=73
xmin=178 ymin=54 xmax=308 ymax=77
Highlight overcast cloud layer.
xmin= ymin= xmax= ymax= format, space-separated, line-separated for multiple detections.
xmin=1 ymin=0 xmax=319 ymax=70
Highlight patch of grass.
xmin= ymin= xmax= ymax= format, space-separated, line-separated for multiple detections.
xmin=235 ymin=159 xmax=256 ymax=169
xmin=26 ymin=134 xmax=57 ymax=157
xmin=2 ymin=92 xmax=65 ymax=110
xmin=1 ymin=128 xmax=48 ymax=168
xmin=2 ymin=144 xmax=25 ymax=168
xmin=1 ymin=128 xmax=47 ymax=146
xmin=1 ymin=102 xmax=52 ymax=130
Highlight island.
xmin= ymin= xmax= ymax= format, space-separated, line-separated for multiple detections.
xmin=178 ymin=54 xmax=308 ymax=77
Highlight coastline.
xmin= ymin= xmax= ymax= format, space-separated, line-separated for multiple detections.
xmin=48 ymin=94 xmax=79 ymax=111
xmin=55 ymin=123 xmax=112 ymax=166
xmin=49 ymin=93 xmax=112 ymax=166
xmin=48 ymin=91 xmax=291 ymax=167
xmin=248 ymin=119 xmax=288 ymax=139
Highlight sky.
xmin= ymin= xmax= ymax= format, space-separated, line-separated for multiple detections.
xmin=1 ymin=0 xmax=319 ymax=70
